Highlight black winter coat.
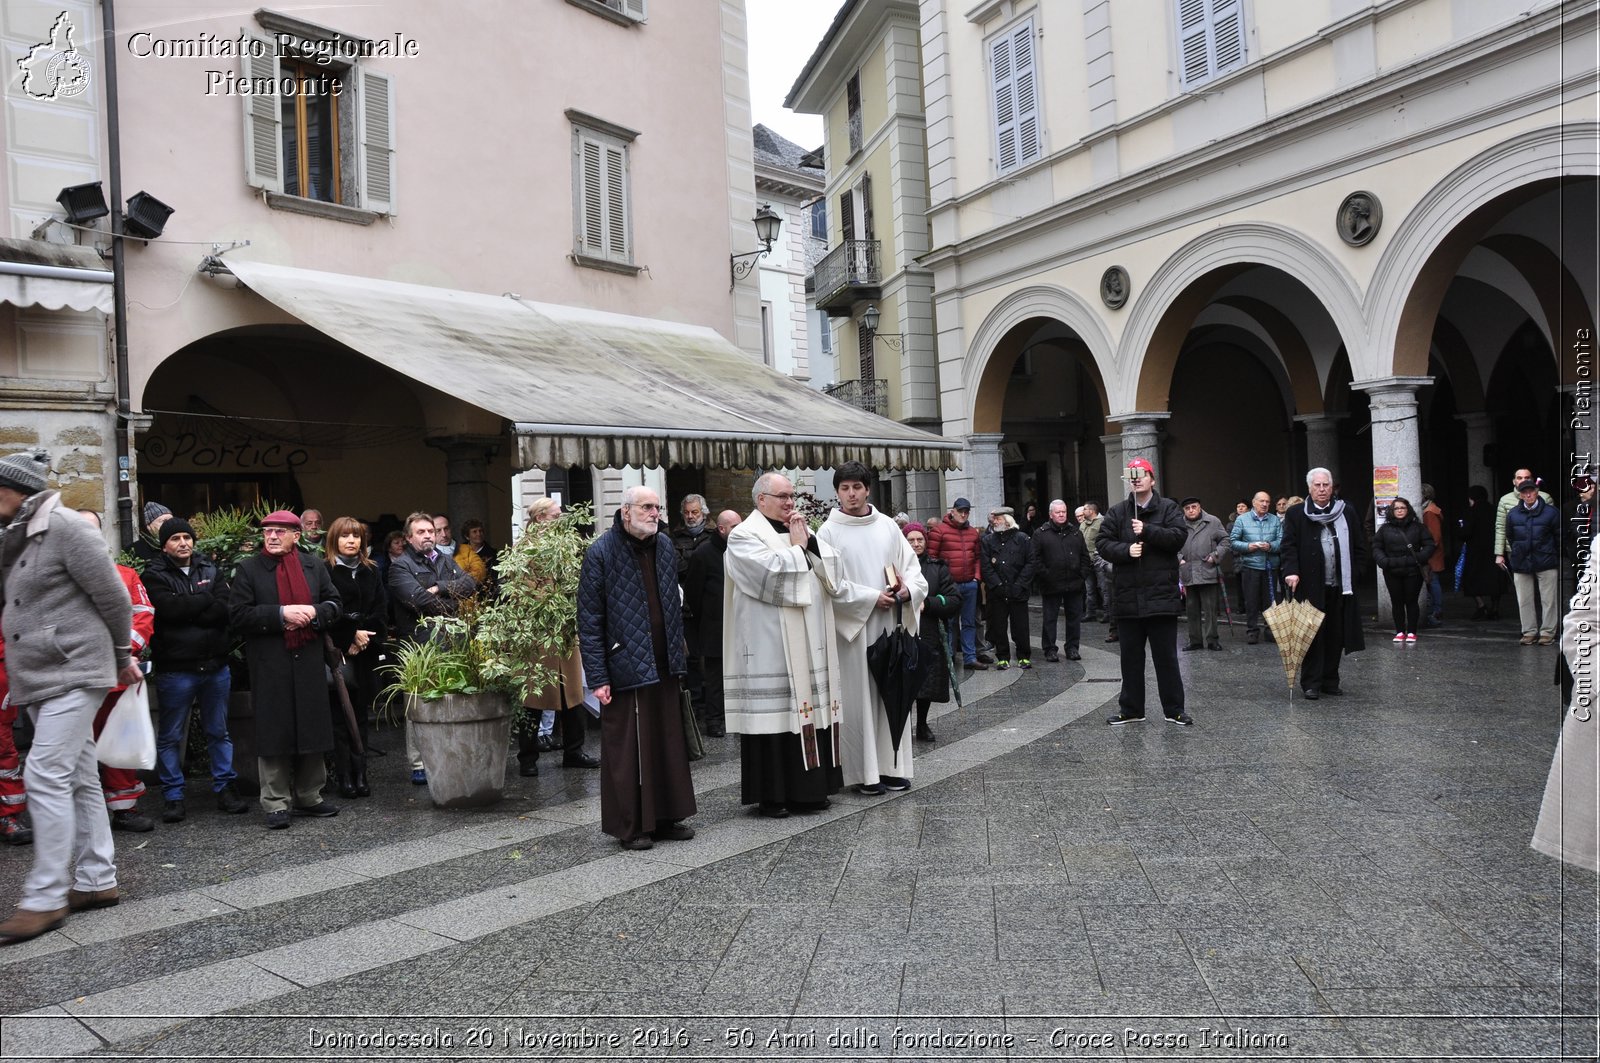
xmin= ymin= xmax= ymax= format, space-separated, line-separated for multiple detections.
xmin=681 ymin=533 xmax=726 ymax=658
xmin=980 ymin=528 xmax=1035 ymax=600
xmin=329 ymin=560 xmax=388 ymax=652
xmin=386 ymin=545 xmax=477 ymax=642
xmin=1030 ymin=519 xmax=1092 ymax=595
xmin=1097 ymin=494 xmax=1188 ymax=618
xmin=1371 ymin=515 xmax=1436 ymax=571
xmin=229 ymin=551 xmax=343 ymax=757
xmin=916 ymin=555 xmax=960 ymax=703
xmin=144 ymin=554 xmax=231 ymax=672
xmin=578 ymin=512 xmax=687 ymax=693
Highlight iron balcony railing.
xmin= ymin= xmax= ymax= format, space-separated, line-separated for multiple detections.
xmin=812 ymin=239 xmax=881 ymax=309
xmin=823 ymin=378 xmax=888 ymax=417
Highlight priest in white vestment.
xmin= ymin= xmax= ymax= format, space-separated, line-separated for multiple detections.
xmin=815 ymin=463 xmax=927 ymax=793
xmin=723 ymin=474 xmax=846 ymax=815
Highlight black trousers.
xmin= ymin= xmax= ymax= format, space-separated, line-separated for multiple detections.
xmin=517 ymin=680 xmax=586 ymax=766
xmin=1301 ymin=591 xmax=1348 ymax=692
xmin=1383 ymin=568 xmax=1424 ymax=634
xmin=1116 ymin=615 xmax=1184 ymax=718
xmin=986 ymin=595 xmax=1032 ymax=661
xmin=700 ymin=655 xmax=724 ymax=732
xmin=1040 ymin=592 xmax=1082 ymax=654
xmin=1239 ymin=568 xmax=1272 ymax=633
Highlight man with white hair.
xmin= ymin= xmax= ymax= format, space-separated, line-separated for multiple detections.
xmin=723 ymin=474 xmax=846 ymax=816
xmin=1281 ymin=467 xmax=1367 ymax=700
xmin=578 ymin=484 xmax=696 ymax=850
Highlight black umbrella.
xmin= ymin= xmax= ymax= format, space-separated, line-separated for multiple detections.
xmin=866 ymin=597 xmax=934 ymax=755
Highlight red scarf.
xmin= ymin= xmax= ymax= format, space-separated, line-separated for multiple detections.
xmin=273 ymin=553 xmax=318 ymax=650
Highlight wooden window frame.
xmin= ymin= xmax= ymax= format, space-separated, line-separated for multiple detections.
xmin=280 ymin=59 xmax=342 ymax=204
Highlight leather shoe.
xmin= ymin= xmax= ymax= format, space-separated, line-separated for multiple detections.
xmin=915 ymin=723 xmax=936 ymax=742
xmin=1104 ymin=633 xmax=1118 ymax=643
xmin=162 ymin=799 xmax=186 ymax=823
xmin=1207 ymin=641 xmax=1223 ymax=651
xmin=563 ymin=752 xmax=599 ymax=768
xmin=1044 ymin=652 xmax=1061 ymax=663
xmin=757 ymin=801 xmax=790 ymax=818
xmin=66 ymin=886 xmax=119 ymax=912
xmin=336 ymin=775 xmax=358 ymax=799
xmin=0 ymin=818 xmax=32 ymax=846
xmin=652 ymin=822 xmax=695 ymax=841
xmin=264 ymin=809 xmax=290 ymax=830
xmin=0 ymin=906 xmax=66 ymax=944
xmin=1183 ymin=642 xmax=1203 ymax=652
xmin=216 ymin=784 xmax=248 ymax=814
xmin=1247 ymin=631 xmax=1260 ymax=645
xmin=291 ymin=802 xmax=339 ymax=817
xmin=518 ymin=761 xmax=539 ymax=778
xmin=111 ymin=809 xmax=154 ymax=833
xmin=1066 ymin=650 xmax=1081 ymax=661
xmin=1320 ymin=685 xmax=1344 ymax=696
xmin=620 ymin=835 xmax=654 ymax=851
xmin=1302 ymin=688 xmax=1320 ymax=700
xmin=353 ymin=770 xmax=371 ymax=797
xmin=965 ymin=660 xmax=988 ymax=671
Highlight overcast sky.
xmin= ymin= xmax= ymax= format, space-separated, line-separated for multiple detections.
xmin=746 ymin=0 xmax=838 ymax=149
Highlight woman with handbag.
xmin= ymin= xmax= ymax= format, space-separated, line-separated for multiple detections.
xmin=905 ymin=523 xmax=961 ymax=742
xmin=1371 ymin=497 xmax=1435 ymax=643
xmin=326 ymin=517 xmax=386 ymax=797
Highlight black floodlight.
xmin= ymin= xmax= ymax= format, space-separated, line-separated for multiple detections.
xmin=56 ymin=182 xmax=109 ymax=225
xmin=124 ymin=192 xmax=174 ymax=239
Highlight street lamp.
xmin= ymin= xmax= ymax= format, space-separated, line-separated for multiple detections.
xmin=729 ymin=204 xmax=783 ymax=288
xmin=860 ymin=303 xmax=904 ymax=349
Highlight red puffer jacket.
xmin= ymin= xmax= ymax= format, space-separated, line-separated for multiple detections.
xmin=927 ymin=514 xmax=981 ymax=583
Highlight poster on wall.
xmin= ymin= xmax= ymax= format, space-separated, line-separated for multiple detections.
xmin=1373 ymin=464 xmax=1399 ymax=523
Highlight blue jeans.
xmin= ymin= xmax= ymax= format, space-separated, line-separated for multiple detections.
xmin=1426 ymin=569 xmax=1442 ymax=619
xmin=153 ymin=670 xmax=236 ymax=800
xmin=950 ymin=580 xmax=979 ymax=664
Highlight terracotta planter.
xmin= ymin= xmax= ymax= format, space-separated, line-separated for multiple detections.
xmin=406 ymin=692 xmax=512 ymax=808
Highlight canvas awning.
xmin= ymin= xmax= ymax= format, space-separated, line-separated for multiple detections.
xmin=222 ymin=260 xmax=960 ymax=472
xmin=0 ymin=238 xmax=113 ymax=314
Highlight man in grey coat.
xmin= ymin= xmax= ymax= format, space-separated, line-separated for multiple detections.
xmin=1178 ymin=497 xmax=1228 ymax=651
xmin=0 ymin=450 xmax=141 ymax=943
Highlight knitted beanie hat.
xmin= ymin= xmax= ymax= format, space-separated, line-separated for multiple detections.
xmin=0 ymin=448 xmax=50 ymax=495
xmin=159 ymin=517 xmax=196 ymax=548
xmin=143 ymin=501 xmax=172 ymax=525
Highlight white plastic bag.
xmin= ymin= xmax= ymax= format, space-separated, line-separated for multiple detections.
xmin=96 ymin=680 xmax=156 ymax=770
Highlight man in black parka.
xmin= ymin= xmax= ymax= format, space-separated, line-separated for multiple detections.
xmin=229 ymin=510 xmax=343 ymax=829
xmin=1098 ymin=458 xmax=1193 ymax=726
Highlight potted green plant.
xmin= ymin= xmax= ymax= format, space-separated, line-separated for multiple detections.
xmin=383 ymin=504 xmax=589 ymax=808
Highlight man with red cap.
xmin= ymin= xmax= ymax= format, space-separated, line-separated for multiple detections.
xmin=229 ymin=510 xmax=343 ymax=828
xmin=1098 ymin=457 xmax=1193 ymax=726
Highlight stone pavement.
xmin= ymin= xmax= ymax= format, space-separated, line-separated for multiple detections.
xmin=0 ymin=599 xmax=1595 ymax=1062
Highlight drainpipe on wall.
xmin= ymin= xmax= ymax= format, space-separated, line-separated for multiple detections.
xmin=101 ymin=0 xmax=135 ymax=547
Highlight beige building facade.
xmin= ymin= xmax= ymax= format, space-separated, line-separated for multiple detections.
xmin=917 ymin=0 xmax=1597 ymax=528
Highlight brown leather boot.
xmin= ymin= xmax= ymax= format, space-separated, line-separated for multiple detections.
xmin=67 ymin=887 xmax=120 ymax=912
xmin=0 ymin=906 xmax=67 ymax=944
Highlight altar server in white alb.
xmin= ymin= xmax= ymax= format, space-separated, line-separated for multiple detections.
xmin=722 ymin=474 xmax=846 ymax=818
xmin=816 ymin=462 xmax=927 ymax=795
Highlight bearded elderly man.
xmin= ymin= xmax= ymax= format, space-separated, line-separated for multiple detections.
xmin=0 ymin=450 xmax=141 ymax=943
xmin=229 ymin=511 xmax=343 ymax=829
xmin=579 ymin=485 xmax=696 ymax=851
xmin=816 ymin=462 xmax=927 ymax=795
xmin=723 ymin=474 xmax=846 ymax=818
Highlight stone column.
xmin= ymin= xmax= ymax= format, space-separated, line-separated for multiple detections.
xmin=1099 ymin=432 xmax=1123 ymax=507
xmin=967 ymin=433 xmax=1005 ymax=520
xmin=1044 ymin=450 xmax=1065 ymax=505
xmin=1295 ymin=414 xmax=1344 ymax=479
xmin=427 ymin=435 xmax=502 ymax=530
xmin=1353 ymin=376 xmax=1432 ymax=619
xmin=1455 ymin=411 xmax=1494 ymax=491
xmin=1108 ymin=412 xmax=1169 ymax=502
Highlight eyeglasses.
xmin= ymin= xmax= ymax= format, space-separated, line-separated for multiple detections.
xmin=760 ymin=492 xmax=796 ymax=502
xmin=261 ymin=528 xmax=296 ymax=537
xmin=626 ymin=502 xmax=662 ymax=512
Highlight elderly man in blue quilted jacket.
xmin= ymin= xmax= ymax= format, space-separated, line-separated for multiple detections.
xmin=578 ymin=484 xmax=696 ymax=851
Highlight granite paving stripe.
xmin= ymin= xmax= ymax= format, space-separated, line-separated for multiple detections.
xmin=0 ymin=1006 xmax=102 ymax=1059
xmin=247 ymin=918 xmax=458 ymax=987
xmin=59 ymin=956 xmax=299 ymax=1044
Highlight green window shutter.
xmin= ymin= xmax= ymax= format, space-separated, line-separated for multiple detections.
xmin=357 ymin=69 xmax=396 ymax=214
xmin=241 ymin=34 xmax=282 ymax=192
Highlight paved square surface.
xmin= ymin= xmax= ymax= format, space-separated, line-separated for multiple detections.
xmin=0 ymin=604 xmax=1594 ymax=1061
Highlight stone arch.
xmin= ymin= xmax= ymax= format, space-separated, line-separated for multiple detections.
xmin=1367 ymin=123 xmax=1599 ymax=379
xmin=1116 ymin=223 xmax=1366 ymax=412
xmin=963 ymin=285 xmax=1114 ymax=433
xmin=1214 ymin=295 xmax=1325 ymax=415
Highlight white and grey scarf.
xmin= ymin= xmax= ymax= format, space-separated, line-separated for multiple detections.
xmin=1303 ymin=498 xmax=1354 ymax=595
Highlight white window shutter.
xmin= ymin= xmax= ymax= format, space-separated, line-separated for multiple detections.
xmin=1211 ymin=0 xmax=1246 ymax=74
xmin=240 ymin=35 xmax=281 ymax=192
xmin=1176 ymin=0 xmax=1212 ymax=89
xmin=604 ymin=143 xmax=629 ymax=260
xmin=990 ymin=31 xmax=1017 ymax=173
xmin=621 ymin=0 xmax=646 ymax=21
xmin=1012 ymin=20 xmax=1040 ymax=167
xmin=357 ymin=69 xmax=396 ymax=214
xmin=578 ymin=135 xmax=606 ymax=257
